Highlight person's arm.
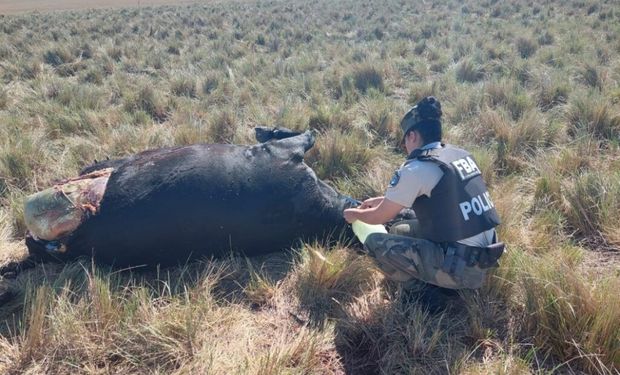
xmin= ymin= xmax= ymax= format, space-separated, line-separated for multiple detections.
xmin=343 ymin=198 xmax=405 ymax=225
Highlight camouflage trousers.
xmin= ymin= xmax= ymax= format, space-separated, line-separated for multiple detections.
xmin=364 ymin=220 xmax=487 ymax=289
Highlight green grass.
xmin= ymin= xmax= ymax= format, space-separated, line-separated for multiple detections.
xmin=0 ymin=0 xmax=619 ymax=373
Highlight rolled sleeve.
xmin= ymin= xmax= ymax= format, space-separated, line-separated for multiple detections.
xmin=385 ymin=161 xmax=443 ymax=207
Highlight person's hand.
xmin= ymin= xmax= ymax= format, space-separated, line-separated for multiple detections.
xmin=343 ymin=208 xmax=358 ymax=224
xmin=360 ymin=196 xmax=383 ymax=209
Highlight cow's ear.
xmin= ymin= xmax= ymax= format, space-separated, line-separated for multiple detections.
xmin=266 ymin=131 xmax=315 ymax=162
xmin=255 ymin=126 xmax=302 ymax=143
xmin=255 ymin=126 xmax=274 ymax=143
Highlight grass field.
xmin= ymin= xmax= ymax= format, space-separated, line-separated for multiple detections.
xmin=0 ymin=0 xmax=205 ymax=15
xmin=0 ymin=0 xmax=619 ymax=373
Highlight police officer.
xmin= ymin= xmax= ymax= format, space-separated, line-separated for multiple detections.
xmin=343 ymin=96 xmax=503 ymax=290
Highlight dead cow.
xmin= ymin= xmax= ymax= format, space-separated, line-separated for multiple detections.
xmin=24 ymin=129 xmax=358 ymax=266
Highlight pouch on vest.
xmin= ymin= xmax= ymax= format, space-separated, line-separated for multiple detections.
xmin=478 ymin=242 xmax=505 ymax=269
xmin=442 ymin=242 xmax=505 ymax=276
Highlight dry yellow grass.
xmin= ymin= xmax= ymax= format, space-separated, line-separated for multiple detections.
xmin=0 ymin=0 xmax=619 ymax=373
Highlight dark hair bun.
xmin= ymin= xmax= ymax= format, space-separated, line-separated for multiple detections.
xmin=416 ymin=96 xmax=442 ymax=120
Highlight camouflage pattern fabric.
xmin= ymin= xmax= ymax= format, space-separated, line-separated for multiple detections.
xmin=390 ymin=219 xmax=420 ymax=237
xmin=364 ymin=220 xmax=487 ymax=289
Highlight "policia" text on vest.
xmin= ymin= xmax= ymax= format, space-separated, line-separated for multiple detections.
xmin=459 ymin=191 xmax=495 ymax=221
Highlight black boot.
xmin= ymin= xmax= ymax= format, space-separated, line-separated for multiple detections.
xmin=404 ymin=284 xmax=460 ymax=313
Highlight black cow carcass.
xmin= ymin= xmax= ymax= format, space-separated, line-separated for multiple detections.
xmin=24 ymin=128 xmax=358 ymax=266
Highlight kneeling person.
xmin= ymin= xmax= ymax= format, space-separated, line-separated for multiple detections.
xmin=343 ymin=96 xmax=503 ymax=289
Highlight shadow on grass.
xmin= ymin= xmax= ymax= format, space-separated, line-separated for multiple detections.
xmin=334 ymin=282 xmax=475 ymax=375
xmin=286 ymin=242 xmax=486 ymax=374
xmin=0 ymin=250 xmax=296 ymax=339
xmin=292 ymin=255 xmax=475 ymax=375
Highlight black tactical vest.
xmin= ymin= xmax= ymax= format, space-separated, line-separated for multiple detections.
xmin=408 ymin=145 xmax=501 ymax=243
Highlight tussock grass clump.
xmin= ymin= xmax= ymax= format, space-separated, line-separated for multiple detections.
xmin=429 ymin=57 xmax=450 ymax=74
xmin=207 ymin=109 xmax=237 ymax=144
xmin=566 ymin=93 xmax=620 ymax=140
xmin=294 ymin=244 xmax=376 ymax=322
xmin=201 ymin=74 xmax=219 ymax=95
xmin=559 ymin=171 xmax=620 ymax=247
xmin=515 ymin=251 xmax=620 ymax=372
xmin=533 ymin=71 xmax=569 ymax=110
xmin=0 ymin=151 xmax=30 ymax=190
xmin=468 ymin=147 xmax=496 ymax=187
xmin=445 ymin=85 xmax=484 ymax=125
xmin=408 ymin=81 xmax=437 ymax=105
xmin=351 ymin=65 xmax=385 ymax=94
xmin=274 ymin=103 xmax=311 ymax=132
xmin=578 ymin=62 xmax=605 ymax=90
xmin=51 ymin=82 xmax=107 ymax=111
xmin=482 ymin=240 xmax=619 ymax=372
xmin=323 ymin=68 xmax=346 ymax=100
xmin=105 ymin=123 xmax=173 ymax=156
xmin=166 ymin=44 xmax=181 ymax=55
xmin=0 ymin=89 xmax=7 ymax=110
xmin=305 ymin=129 xmax=373 ymax=180
xmin=476 ymin=109 xmax=563 ymax=174
xmin=308 ymin=103 xmax=352 ymax=132
xmin=455 ymin=59 xmax=485 ymax=83
xmin=487 ymin=179 xmax=529 ymax=250
xmin=106 ymin=46 xmax=123 ymax=62
xmin=515 ymin=36 xmax=538 ymax=58
xmin=534 ymin=170 xmax=564 ymax=211
xmin=413 ymin=40 xmax=426 ymax=55
xmin=44 ymin=111 xmax=90 ymax=138
xmin=20 ymin=61 xmax=41 ymax=80
xmin=0 ymin=130 xmax=59 ymax=191
xmin=361 ymin=93 xmax=400 ymax=142
xmin=0 ymin=208 xmax=27 ymax=263
xmin=484 ymin=79 xmax=533 ymax=120
xmin=125 ymin=85 xmax=168 ymax=123
xmin=43 ymin=47 xmax=74 ymax=67
xmin=0 ymin=176 xmax=7 ymax=200
xmin=537 ymin=30 xmax=555 ymax=46
xmin=252 ymin=325 xmax=338 ymax=374
xmin=80 ymin=67 xmax=104 ymax=85
xmin=460 ymin=355 xmax=532 ymax=374
xmin=537 ymin=47 xmax=566 ymax=69
xmin=244 ymin=266 xmax=278 ymax=309
xmin=0 ymin=261 xmax=267 ymax=374
xmin=3 ymin=189 xmax=28 ymax=236
xmin=0 ymin=249 xmax=330 ymax=373
xmin=334 ymin=156 xmax=400 ymax=200
xmin=170 ymin=76 xmax=197 ymax=98
xmin=336 ymin=289 xmax=463 ymax=374
xmin=171 ymin=110 xmax=210 ymax=145
xmin=55 ymin=60 xmax=88 ymax=78
xmin=544 ymin=142 xmax=595 ymax=178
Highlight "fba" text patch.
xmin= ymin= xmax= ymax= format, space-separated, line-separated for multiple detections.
xmin=452 ymin=157 xmax=481 ymax=180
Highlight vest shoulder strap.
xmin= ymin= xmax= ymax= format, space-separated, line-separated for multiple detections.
xmin=407 ymin=144 xmax=469 ymax=168
xmin=406 ymin=144 xmax=444 ymax=161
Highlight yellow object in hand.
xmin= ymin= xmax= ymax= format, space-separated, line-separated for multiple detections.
xmin=351 ymin=220 xmax=387 ymax=244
